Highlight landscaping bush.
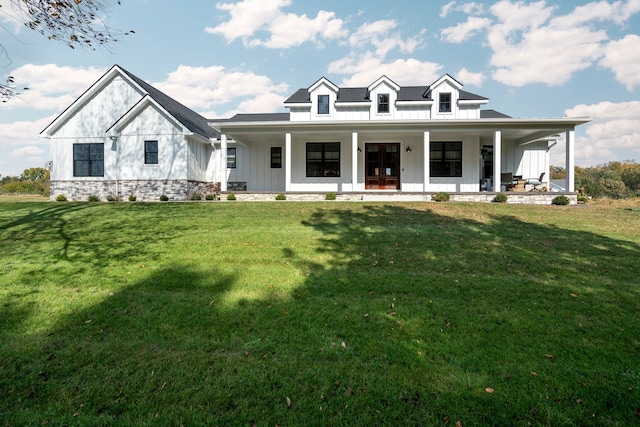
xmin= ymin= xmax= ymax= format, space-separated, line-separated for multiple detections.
xmin=494 ymin=192 xmax=508 ymax=203
xmin=325 ymin=192 xmax=337 ymax=201
xmin=55 ymin=194 xmax=67 ymax=202
xmin=160 ymin=194 xmax=169 ymax=202
xmin=128 ymin=194 xmax=137 ymax=202
xmin=205 ymin=194 xmax=215 ymax=201
xmin=226 ymin=193 xmax=236 ymax=201
xmin=106 ymin=194 xmax=118 ymax=202
xmin=275 ymin=193 xmax=287 ymax=200
xmin=87 ymin=195 xmax=100 ymax=202
xmin=189 ymin=192 xmax=203 ymax=201
xmin=432 ymin=192 xmax=450 ymax=202
xmin=552 ymin=195 xmax=570 ymax=205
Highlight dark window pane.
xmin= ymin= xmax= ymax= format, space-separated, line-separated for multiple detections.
xmin=271 ymin=147 xmax=282 ymax=168
xmin=430 ymin=141 xmax=461 ymax=178
xmin=306 ymin=142 xmax=340 ymax=177
xmin=227 ymin=147 xmax=237 ymax=169
xmin=73 ymin=143 xmax=103 ymax=177
xmin=145 ymin=140 xmax=158 ymax=165
xmin=318 ymin=95 xmax=329 ymax=115
xmin=439 ymin=93 xmax=451 ymax=113
xmin=378 ymin=93 xmax=389 ymax=113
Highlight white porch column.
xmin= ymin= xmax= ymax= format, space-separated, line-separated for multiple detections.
xmin=566 ymin=130 xmax=575 ymax=192
xmin=221 ymin=134 xmax=228 ymax=192
xmin=352 ymin=132 xmax=358 ymax=192
xmin=423 ymin=131 xmax=430 ymax=192
xmin=493 ymin=130 xmax=502 ymax=192
xmin=285 ymin=132 xmax=292 ymax=192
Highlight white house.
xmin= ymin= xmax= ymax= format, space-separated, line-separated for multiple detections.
xmin=42 ymin=65 xmax=590 ymax=203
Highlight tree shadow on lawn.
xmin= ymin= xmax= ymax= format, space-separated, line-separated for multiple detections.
xmin=1 ymin=203 xmax=639 ymax=425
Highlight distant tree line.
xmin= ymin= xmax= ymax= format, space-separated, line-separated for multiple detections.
xmin=551 ymin=161 xmax=640 ymax=198
xmin=0 ymin=167 xmax=50 ymax=195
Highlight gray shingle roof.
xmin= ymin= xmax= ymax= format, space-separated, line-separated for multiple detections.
xmin=459 ymin=90 xmax=488 ymax=101
xmin=397 ymin=86 xmax=431 ymax=101
xmin=284 ymin=89 xmax=311 ymax=103
xmin=480 ymin=109 xmax=512 ymax=119
xmin=225 ymin=113 xmax=290 ymax=122
xmin=337 ymin=87 xmax=369 ymax=103
xmin=119 ymin=66 xmax=219 ymax=139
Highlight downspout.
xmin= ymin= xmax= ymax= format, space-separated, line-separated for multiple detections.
xmin=110 ymin=135 xmax=119 ymax=199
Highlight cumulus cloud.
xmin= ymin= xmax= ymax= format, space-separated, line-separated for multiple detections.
xmin=456 ymin=67 xmax=486 ymax=86
xmin=205 ymin=0 xmax=347 ymax=49
xmin=152 ymin=65 xmax=289 ymax=113
xmin=0 ymin=116 xmax=54 ymax=175
xmin=440 ymin=0 xmax=640 ymax=88
xmin=0 ymin=64 xmax=106 ymax=111
xmin=599 ymin=34 xmax=640 ymax=90
xmin=329 ymin=54 xmax=442 ymax=87
xmin=562 ymin=101 xmax=640 ymax=166
xmin=440 ymin=16 xmax=491 ymax=43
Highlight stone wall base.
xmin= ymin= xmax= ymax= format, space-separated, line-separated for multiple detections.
xmin=50 ymin=180 xmax=215 ymax=202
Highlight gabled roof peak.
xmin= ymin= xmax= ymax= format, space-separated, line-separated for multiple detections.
xmin=308 ymin=77 xmax=339 ymax=93
xmin=368 ymin=75 xmax=400 ymax=91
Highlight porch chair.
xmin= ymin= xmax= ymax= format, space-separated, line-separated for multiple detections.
xmin=500 ymin=172 xmax=517 ymax=191
xmin=525 ymin=172 xmax=546 ymax=191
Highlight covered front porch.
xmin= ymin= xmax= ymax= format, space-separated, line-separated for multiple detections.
xmin=210 ymin=118 xmax=588 ymax=195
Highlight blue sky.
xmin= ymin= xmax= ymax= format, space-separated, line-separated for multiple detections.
xmin=1 ymin=0 xmax=640 ymax=177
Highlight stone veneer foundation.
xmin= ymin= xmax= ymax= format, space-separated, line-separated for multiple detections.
xmin=50 ymin=180 xmax=214 ymax=202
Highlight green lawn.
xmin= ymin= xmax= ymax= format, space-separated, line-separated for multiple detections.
xmin=1 ymin=200 xmax=639 ymax=426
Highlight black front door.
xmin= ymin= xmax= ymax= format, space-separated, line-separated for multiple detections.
xmin=365 ymin=143 xmax=400 ymax=190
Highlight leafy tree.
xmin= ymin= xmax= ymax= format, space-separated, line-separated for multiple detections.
xmin=20 ymin=167 xmax=49 ymax=182
xmin=621 ymin=167 xmax=640 ymax=196
xmin=1 ymin=0 xmax=133 ymax=101
xmin=549 ymin=165 xmax=566 ymax=179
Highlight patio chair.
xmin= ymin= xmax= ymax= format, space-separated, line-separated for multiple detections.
xmin=500 ymin=172 xmax=517 ymax=191
xmin=525 ymin=172 xmax=546 ymax=191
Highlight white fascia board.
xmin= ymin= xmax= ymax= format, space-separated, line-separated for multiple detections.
xmin=368 ymin=75 xmax=401 ymax=92
xmin=106 ymin=95 xmax=190 ymax=137
xmin=458 ymin=99 xmax=489 ymax=106
xmin=308 ymin=77 xmax=339 ymax=93
xmin=41 ymin=65 xmax=127 ymax=137
xmin=284 ymin=102 xmax=311 ymax=109
xmin=431 ymin=74 xmax=463 ymax=90
xmin=396 ymin=100 xmax=434 ymax=107
xmin=335 ymin=101 xmax=372 ymax=108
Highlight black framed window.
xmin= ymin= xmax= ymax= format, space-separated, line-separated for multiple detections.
xmin=145 ymin=140 xmax=158 ymax=165
xmin=306 ymin=142 xmax=340 ymax=177
xmin=73 ymin=143 xmax=104 ymax=177
xmin=430 ymin=141 xmax=462 ymax=177
xmin=318 ymin=95 xmax=329 ymax=115
xmin=377 ymin=93 xmax=390 ymax=113
xmin=271 ymin=147 xmax=282 ymax=169
xmin=227 ymin=147 xmax=237 ymax=169
xmin=439 ymin=93 xmax=452 ymax=113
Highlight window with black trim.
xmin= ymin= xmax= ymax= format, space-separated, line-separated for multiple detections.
xmin=145 ymin=140 xmax=158 ymax=165
xmin=377 ymin=93 xmax=390 ymax=113
xmin=306 ymin=142 xmax=340 ymax=177
xmin=271 ymin=147 xmax=282 ymax=169
xmin=439 ymin=93 xmax=452 ymax=113
xmin=318 ymin=95 xmax=329 ymax=115
xmin=73 ymin=143 xmax=104 ymax=177
xmin=430 ymin=141 xmax=462 ymax=177
xmin=227 ymin=147 xmax=237 ymax=169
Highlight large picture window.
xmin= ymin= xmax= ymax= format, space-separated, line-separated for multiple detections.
xmin=145 ymin=140 xmax=158 ymax=165
xmin=377 ymin=93 xmax=390 ymax=113
xmin=306 ymin=142 xmax=340 ymax=177
xmin=227 ymin=147 xmax=237 ymax=169
xmin=73 ymin=143 xmax=104 ymax=177
xmin=318 ymin=95 xmax=329 ymax=115
xmin=430 ymin=142 xmax=462 ymax=178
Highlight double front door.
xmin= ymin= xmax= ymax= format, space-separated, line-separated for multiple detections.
xmin=365 ymin=143 xmax=400 ymax=190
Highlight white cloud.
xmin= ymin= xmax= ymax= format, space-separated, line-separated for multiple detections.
xmin=152 ymin=65 xmax=289 ymax=113
xmin=439 ymin=0 xmax=640 ymax=87
xmin=440 ymin=1 xmax=457 ymax=18
xmin=348 ymin=20 xmax=424 ymax=57
xmin=439 ymin=1 xmax=486 ymax=18
xmin=1 ymin=64 xmax=106 ymax=111
xmin=205 ymin=0 xmax=346 ymax=49
xmin=329 ymin=54 xmax=442 ymax=87
xmin=12 ymin=145 xmax=44 ymax=157
xmin=599 ymin=34 xmax=640 ymax=90
xmin=0 ymin=0 xmax=25 ymax=32
xmin=456 ymin=67 xmax=486 ymax=86
xmin=440 ymin=16 xmax=491 ymax=43
xmin=0 ymin=116 xmax=54 ymax=175
xmin=562 ymin=101 xmax=640 ymax=165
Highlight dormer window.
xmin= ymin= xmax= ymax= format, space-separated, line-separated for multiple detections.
xmin=318 ymin=95 xmax=329 ymax=115
xmin=439 ymin=93 xmax=452 ymax=113
xmin=377 ymin=93 xmax=390 ymax=113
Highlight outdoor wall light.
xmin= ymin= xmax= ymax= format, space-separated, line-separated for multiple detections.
xmin=357 ymin=147 xmax=362 ymax=152
xmin=405 ymin=146 xmax=412 ymax=153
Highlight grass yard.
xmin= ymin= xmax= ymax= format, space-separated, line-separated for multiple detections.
xmin=1 ymin=199 xmax=639 ymax=426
